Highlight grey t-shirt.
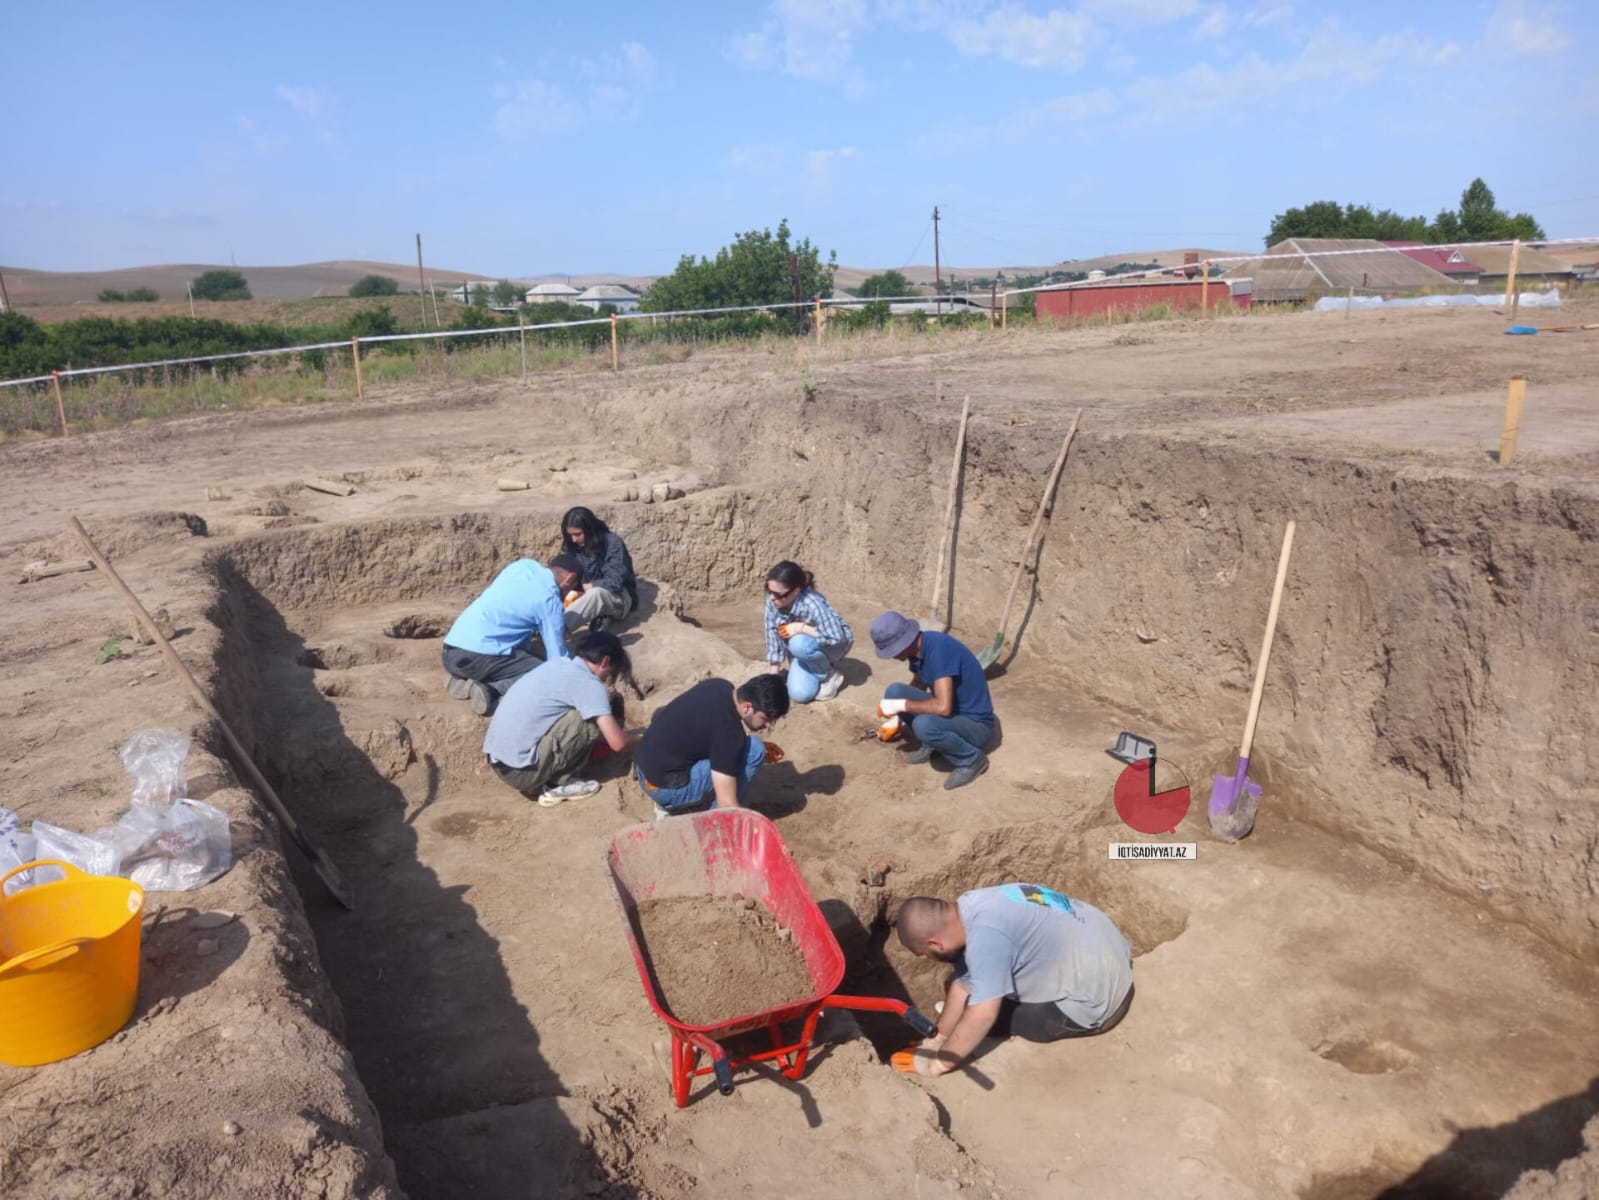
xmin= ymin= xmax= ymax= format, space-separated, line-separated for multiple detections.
xmin=482 ymin=657 xmax=611 ymax=769
xmin=955 ymin=884 xmax=1133 ymax=1029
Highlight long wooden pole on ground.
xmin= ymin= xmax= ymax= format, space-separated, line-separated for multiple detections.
xmin=51 ymin=372 xmax=69 ymax=437
xmin=928 ymin=392 xmax=970 ymax=628
xmin=351 ymin=337 xmax=364 ymax=399
xmin=1499 ymin=377 xmax=1527 ymax=465
xmin=68 ymin=516 xmax=355 ymax=909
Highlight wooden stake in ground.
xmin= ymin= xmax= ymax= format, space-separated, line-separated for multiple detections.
xmin=1001 ymin=288 xmax=1008 ymax=329
xmin=814 ymin=296 xmax=823 ymax=347
xmin=518 ymin=316 xmax=528 ymax=386
xmin=1345 ymin=286 xmax=1354 ymax=318
xmin=50 ymin=371 xmax=70 ymax=438
xmin=610 ymin=313 xmax=619 ymax=372
xmin=1499 ymin=377 xmax=1527 ymax=465
xmin=1503 ymin=239 xmax=1522 ymax=322
xmin=1201 ymin=261 xmax=1210 ymax=313
xmin=351 ymin=337 xmax=364 ymax=399
xmin=927 ymin=392 xmax=970 ymax=630
xmin=415 ymin=233 xmax=431 ymax=328
xmin=68 ymin=516 xmax=355 ymax=910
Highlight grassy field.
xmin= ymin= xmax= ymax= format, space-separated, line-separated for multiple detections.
xmin=13 ymin=293 xmax=476 ymax=328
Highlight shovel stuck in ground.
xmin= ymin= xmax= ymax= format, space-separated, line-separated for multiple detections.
xmin=1209 ymin=520 xmax=1296 ymax=841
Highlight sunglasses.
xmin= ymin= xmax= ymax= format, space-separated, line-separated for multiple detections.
xmin=768 ymin=584 xmax=797 ymax=600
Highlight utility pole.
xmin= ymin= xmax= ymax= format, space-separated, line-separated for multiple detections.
xmin=415 ymin=234 xmax=430 ymax=327
xmin=932 ymin=205 xmax=942 ymax=318
xmin=0 ymin=269 xmax=10 ymax=313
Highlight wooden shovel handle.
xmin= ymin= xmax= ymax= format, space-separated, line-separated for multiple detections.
xmin=68 ymin=516 xmax=353 ymax=908
xmin=995 ymin=408 xmax=1083 ymax=639
xmin=1237 ymin=521 xmax=1296 ymax=761
xmin=928 ymin=393 xmax=970 ymax=625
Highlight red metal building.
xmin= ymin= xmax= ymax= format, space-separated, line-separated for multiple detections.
xmin=1035 ymin=277 xmax=1250 ymax=322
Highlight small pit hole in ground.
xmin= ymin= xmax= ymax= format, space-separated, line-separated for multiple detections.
xmin=295 ymin=640 xmax=400 ymax=670
xmin=383 ymin=614 xmax=450 ymax=639
xmin=1314 ymin=1035 xmax=1419 ymax=1076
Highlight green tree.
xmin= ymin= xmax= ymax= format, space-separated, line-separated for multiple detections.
xmin=1426 ymin=178 xmax=1545 ymax=245
xmin=126 ymin=287 xmax=159 ymax=302
xmin=348 ymin=274 xmax=400 ymax=297
xmin=641 ymin=220 xmax=837 ymax=318
xmin=857 ymin=269 xmax=912 ymax=298
xmin=98 ymin=288 xmax=125 ymax=302
xmin=492 ymin=279 xmax=522 ymax=306
xmin=190 ymin=269 xmax=251 ymax=301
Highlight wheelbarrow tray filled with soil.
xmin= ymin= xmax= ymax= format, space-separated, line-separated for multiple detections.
xmin=605 ymin=808 xmax=934 ymax=1105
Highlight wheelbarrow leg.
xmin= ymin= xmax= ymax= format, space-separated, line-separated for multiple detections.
xmin=671 ymin=1035 xmax=694 ymax=1108
xmin=781 ymin=1007 xmax=826 ymax=1080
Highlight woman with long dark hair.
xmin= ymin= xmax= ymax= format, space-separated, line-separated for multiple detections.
xmin=763 ymin=560 xmax=852 ymax=703
xmin=559 ymin=506 xmax=638 ymax=634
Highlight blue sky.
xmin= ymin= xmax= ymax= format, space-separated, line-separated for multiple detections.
xmin=3 ymin=0 xmax=1594 ymax=276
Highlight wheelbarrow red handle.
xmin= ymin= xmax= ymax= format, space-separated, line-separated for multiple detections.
xmin=684 ymin=1031 xmax=737 ymax=1096
xmin=824 ymin=994 xmax=939 ymax=1039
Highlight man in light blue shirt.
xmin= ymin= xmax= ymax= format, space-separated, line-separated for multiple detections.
xmin=442 ymin=556 xmax=582 ymax=715
xmin=891 ymin=884 xmax=1134 ymax=1078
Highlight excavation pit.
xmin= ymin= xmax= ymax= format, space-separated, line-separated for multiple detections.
xmin=197 ymin=495 xmax=1599 ymax=1199
xmin=6 ymin=309 xmax=1599 ymax=1197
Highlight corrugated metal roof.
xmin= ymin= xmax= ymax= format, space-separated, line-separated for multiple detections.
xmin=1220 ymin=238 xmax=1452 ymax=301
xmin=1464 ymin=244 xmax=1574 ymax=277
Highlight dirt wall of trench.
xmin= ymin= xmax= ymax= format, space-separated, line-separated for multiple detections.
xmin=510 ymin=377 xmax=1599 ymax=963
xmin=209 ymin=373 xmax=1598 ymax=963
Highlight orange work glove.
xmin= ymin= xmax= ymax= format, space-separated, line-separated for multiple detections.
xmin=763 ymin=741 xmax=785 ymax=764
xmin=563 ymin=591 xmax=581 ymax=609
xmin=876 ymin=715 xmax=902 ymax=742
xmin=890 ymin=1038 xmax=950 ymax=1077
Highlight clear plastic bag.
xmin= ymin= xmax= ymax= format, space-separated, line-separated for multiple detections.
xmin=110 ymin=798 xmax=231 ymax=892
xmin=32 ymin=820 xmax=122 ymax=878
xmin=121 ymin=729 xmax=191 ymax=807
xmin=108 ymin=729 xmax=231 ymax=892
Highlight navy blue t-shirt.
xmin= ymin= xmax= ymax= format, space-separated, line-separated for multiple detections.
xmin=911 ymin=631 xmax=995 ymax=728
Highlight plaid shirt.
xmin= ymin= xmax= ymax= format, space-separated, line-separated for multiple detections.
xmin=765 ymin=589 xmax=853 ymax=664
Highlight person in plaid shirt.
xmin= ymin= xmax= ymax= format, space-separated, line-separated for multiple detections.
xmin=763 ymin=561 xmax=853 ymax=703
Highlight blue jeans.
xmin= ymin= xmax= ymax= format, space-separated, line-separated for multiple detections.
xmin=635 ymin=735 xmax=766 ymax=813
xmin=785 ymin=633 xmax=849 ymax=703
xmin=885 ymin=682 xmax=993 ymax=769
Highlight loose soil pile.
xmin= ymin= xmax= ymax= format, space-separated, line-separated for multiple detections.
xmin=635 ymin=895 xmax=813 ymax=1026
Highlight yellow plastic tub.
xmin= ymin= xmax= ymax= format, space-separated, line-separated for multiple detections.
xmin=0 ymin=860 xmax=145 ymax=1067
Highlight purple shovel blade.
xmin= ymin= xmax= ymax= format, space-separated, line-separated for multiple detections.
xmin=1209 ymin=756 xmax=1261 ymax=816
xmin=1209 ymin=756 xmax=1262 ymax=840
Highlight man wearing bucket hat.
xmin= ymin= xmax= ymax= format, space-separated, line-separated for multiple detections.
xmin=870 ymin=611 xmax=996 ymax=790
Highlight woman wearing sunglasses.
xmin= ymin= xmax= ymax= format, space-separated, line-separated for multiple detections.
xmin=763 ymin=560 xmax=852 ymax=703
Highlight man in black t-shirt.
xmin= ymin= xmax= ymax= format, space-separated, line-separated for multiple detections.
xmin=633 ymin=675 xmax=789 ymax=814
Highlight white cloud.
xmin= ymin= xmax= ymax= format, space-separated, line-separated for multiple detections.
xmin=1124 ymin=23 xmax=1452 ymax=122
xmin=494 ymin=42 xmax=659 ymax=141
xmin=493 ymin=79 xmax=584 ymax=140
xmin=1486 ymin=0 xmax=1570 ymax=54
xmin=1195 ymin=5 xmax=1229 ymax=38
xmin=727 ymin=0 xmax=870 ymax=80
xmin=917 ymin=87 xmax=1117 ymax=153
xmin=1242 ymin=1 xmax=1292 ymax=26
xmin=948 ymin=6 xmax=1099 ymax=70
xmin=1077 ymin=0 xmax=1198 ymax=25
xmin=237 ymin=114 xmax=255 ymax=133
xmin=274 ymin=85 xmax=328 ymax=118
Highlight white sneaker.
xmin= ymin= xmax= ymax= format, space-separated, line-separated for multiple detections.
xmin=653 ymin=804 xmax=673 ymax=822
xmin=538 ymin=778 xmax=601 ymax=807
xmin=815 ymin=671 xmax=845 ymax=702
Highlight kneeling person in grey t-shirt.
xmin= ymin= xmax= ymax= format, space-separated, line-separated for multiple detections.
xmin=892 ymin=883 xmax=1134 ymax=1078
xmin=482 ymin=631 xmax=640 ymax=807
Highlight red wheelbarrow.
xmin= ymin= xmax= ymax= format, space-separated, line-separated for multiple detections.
xmin=605 ymin=808 xmax=936 ymax=1107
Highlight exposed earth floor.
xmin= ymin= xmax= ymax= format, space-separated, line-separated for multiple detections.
xmin=3 ymin=301 xmax=1597 ymax=1199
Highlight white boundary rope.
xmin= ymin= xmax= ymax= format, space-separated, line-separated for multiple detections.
xmin=1 ymin=236 xmax=1591 ymax=391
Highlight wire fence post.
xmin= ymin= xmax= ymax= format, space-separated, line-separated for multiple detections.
xmin=1002 ymin=289 xmax=1008 ymax=329
xmin=351 ymin=337 xmax=364 ymax=399
xmin=1499 ymin=377 xmax=1527 ymax=465
xmin=1201 ymin=261 xmax=1211 ymax=314
xmin=814 ymin=296 xmax=823 ymax=347
xmin=51 ymin=371 xmax=70 ymax=438
xmin=519 ymin=316 xmax=528 ymax=387
xmin=1503 ymin=239 xmax=1522 ymax=322
xmin=610 ymin=313 xmax=619 ymax=372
